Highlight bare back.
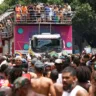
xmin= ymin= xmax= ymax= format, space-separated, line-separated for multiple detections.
xmin=54 ymin=83 xmax=63 ymax=96
xmin=89 ymin=86 xmax=96 ymax=96
xmin=31 ymin=77 xmax=56 ymax=96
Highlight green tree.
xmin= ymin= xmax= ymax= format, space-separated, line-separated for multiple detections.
xmin=79 ymin=0 xmax=96 ymax=12
xmin=0 ymin=2 xmax=9 ymax=14
xmin=47 ymin=0 xmax=63 ymax=4
xmin=72 ymin=2 xmax=96 ymax=48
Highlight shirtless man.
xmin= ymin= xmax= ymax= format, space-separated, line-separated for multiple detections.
xmin=50 ymin=69 xmax=63 ymax=96
xmin=89 ymin=71 xmax=96 ymax=96
xmin=31 ymin=60 xmax=56 ymax=96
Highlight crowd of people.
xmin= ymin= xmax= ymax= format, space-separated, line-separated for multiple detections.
xmin=0 ymin=18 xmax=13 ymax=39
xmin=15 ymin=3 xmax=72 ymax=23
xmin=0 ymin=51 xmax=96 ymax=96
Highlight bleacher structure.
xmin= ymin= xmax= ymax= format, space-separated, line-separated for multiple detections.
xmin=0 ymin=8 xmax=75 ymax=39
xmin=0 ymin=11 xmax=14 ymax=40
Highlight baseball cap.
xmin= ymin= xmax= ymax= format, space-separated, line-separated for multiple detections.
xmin=31 ymin=58 xmax=37 ymax=65
xmin=34 ymin=60 xmax=44 ymax=69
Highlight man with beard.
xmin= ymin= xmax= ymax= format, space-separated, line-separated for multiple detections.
xmin=62 ymin=66 xmax=89 ymax=96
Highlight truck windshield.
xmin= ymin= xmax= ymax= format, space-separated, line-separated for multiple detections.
xmin=37 ymin=39 xmax=60 ymax=48
xmin=32 ymin=38 xmax=62 ymax=52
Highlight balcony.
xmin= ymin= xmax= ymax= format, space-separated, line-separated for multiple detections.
xmin=14 ymin=10 xmax=75 ymax=25
xmin=1 ymin=31 xmax=13 ymax=39
xmin=0 ymin=25 xmax=13 ymax=39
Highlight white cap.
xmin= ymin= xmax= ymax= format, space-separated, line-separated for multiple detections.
xmin=2 ymin=56 xmax=7 ymax=59
xmin=15 ymin=56 xmax=22 ymax=60
xmin=55 ymin=59 xmax=62 ymax=64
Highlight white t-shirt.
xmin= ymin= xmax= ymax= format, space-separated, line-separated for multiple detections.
xmin=62 ymin=85 xmax=87 ymax=96
xmin=56 ymin=73 xmax=62 ymax=84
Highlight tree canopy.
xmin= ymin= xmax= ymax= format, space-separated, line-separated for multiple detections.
xmin=71 ymin=0 xmax=96 ymax=48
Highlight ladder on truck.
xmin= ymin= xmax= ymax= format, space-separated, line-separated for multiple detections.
xmin=38 ymin=23 xmax=52 ymax=34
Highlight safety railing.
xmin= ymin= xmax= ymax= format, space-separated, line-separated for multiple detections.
xmin=1 ymin=31 xmax=13 ymax=39
xmin=14 ymin=10 xmax=75 ymax=25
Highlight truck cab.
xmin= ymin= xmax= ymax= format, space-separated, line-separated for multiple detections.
xmin=30 ymin=33 xmax=63 ymax=55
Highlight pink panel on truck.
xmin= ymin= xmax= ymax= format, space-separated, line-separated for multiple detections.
xmin=14 ymin=25 xmax=72 ymax=51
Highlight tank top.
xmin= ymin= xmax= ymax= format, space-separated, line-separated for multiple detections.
xmin=62 ymin=85 xmax=87 ymax=96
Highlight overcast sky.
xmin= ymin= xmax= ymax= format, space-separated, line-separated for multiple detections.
xmin=0 ymin=0 xmax=4 ymax=4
